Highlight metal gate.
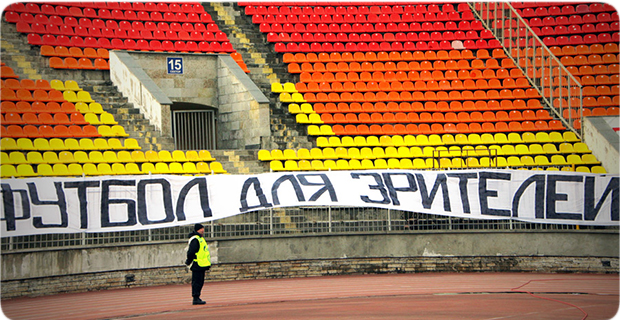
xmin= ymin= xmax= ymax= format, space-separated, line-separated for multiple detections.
xmin=172 ymin=110 xmax=216 ymax=150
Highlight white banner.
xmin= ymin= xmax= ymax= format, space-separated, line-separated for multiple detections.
xmin=1 ymin=169 xmax=618 ymax=237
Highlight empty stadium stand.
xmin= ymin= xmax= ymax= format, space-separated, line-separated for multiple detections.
xmin=2 ymin=1 xmax=617 ymax=177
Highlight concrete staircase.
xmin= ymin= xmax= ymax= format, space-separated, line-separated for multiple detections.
xmin=209 ymin=150 xmax=268 ymax=174
xmin=204 ymin=3 xmax=315 ymax=151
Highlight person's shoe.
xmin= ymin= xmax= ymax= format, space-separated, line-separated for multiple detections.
xmin=193 ymin=298 xmax=206 ymax=305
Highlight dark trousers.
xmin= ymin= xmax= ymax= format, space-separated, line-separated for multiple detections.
xmin=191 ymin=268 xmax=206 ymax=298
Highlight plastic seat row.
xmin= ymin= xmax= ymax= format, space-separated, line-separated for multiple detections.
xmin=305 ymin=99 xmax=544 ymax=114
xmin=290 ymin=88 xmax=542 ymax=103
xmin=267 ymin=29 xmax=493 ymax=43
xmin=549 ymin=44 xmax=619 ymax=57
xmin=244 ymin=3 xmax=472 ymax=16
xmin=541 ymin=33 xmax=620 ymax=46
xmin=310 ymin=131 xmax=581 ymax=148
xmin=515 ymin=2 xmax=615 ymax=14
xmin=268 ymin=157 xmax=606 ymax=172
xmin=0 ymin=161 xmax=226 ymax=178
xmin=564 ymin=106 xmax=620 ymax=118
xmin=258 ymin=18 xmax=479 ymax=32
xmin=6 ymin=2 xmax=206 ymax=15
xmin=559 ymin=53 xmax=619 ymax=66
xmin=23 ymin=23 xmax=226 ymax=41
xmin=1 ymin=111 xmax=92 ymax=125
xmin=1 ymin=149 xmax=215 ymax=166
xmin=1 ymin=124 xmax=128 ymax=138
xmin=292 ymin=79 xmax=532 ymax=94
xmin=525 ymin=14 xmax=619 ymax=29
xmin=1 ymin=88 xmax=66 ymax=102
xmin=0 ymin=137 xmax=141 ymax=151
xmin=1 ymin=101 xmax=85 ymax=114
xmin=535 ymin=22 xmax=619 ymax=36
xmin=262 ymin=143 xmax=593 ymax=163
xmin=294 ymin=69 xmax=526 ymax=84
xmin=283 ymin=49 xmax=508 ymax=63
xmin=6 ymin=10 xmax=213 ymax=25
xmin=40 ymin=45 xmax=108 ymax=59
xmin=306 ymin=118 xmax=565 ymax=136
xmin=311 ymin=109 xmax=552 ymax=124
xmin=49 ymin=57 xmax=108 ymax=70
xmin=27 ymin=34 xmax=233 ymax=50
xmin=276 ymin=39 xmax=502 ymax=53
xmin=254 ymin=12 xmax=475 ymax=26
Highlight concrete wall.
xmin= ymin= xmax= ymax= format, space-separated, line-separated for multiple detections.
xmin=582 ymin=116 xmax=619 ymax=174
xmin=109 ymin=51 xmax=173 ymax=136
xmin=2 ymin=231 xmax=617 ymax=281
xmin=109 ymin=51 xmax=270 ymax=149
xmin=2 ymin=232 xmax=618 ymax=298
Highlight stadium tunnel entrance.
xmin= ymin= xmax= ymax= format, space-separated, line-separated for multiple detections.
xmin=171 ymin=102 xmax=218 ymax=150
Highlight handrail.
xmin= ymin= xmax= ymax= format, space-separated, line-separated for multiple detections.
xmin=469 ymin=2 xmax=583 ymax=138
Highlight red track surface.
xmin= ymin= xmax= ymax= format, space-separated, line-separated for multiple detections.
xmin=2 ymin=273 xmax=619 ymax=320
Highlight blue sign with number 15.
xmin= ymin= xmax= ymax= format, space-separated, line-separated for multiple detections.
xmin=167 ymin=57 xmax=183 ymax=74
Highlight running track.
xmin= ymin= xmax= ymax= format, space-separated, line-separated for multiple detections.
xmin=2 ymin=273 xmax=618 ymax=320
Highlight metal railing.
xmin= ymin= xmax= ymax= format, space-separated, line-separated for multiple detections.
xmin=2 ymin=206 xmax=615 ymax=251
xmin=470 ymin=2 xmax=583 ymax=138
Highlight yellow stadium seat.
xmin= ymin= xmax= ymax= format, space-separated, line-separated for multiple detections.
xmin=563 ymin=131 xmax=579 ymax=142
xmin=36 ymin=164 xmax=54 ymax=176
xmin=96 ymin=163 xmax=113 ymax=175
xmin=575 ymin=166 xmax=590 ymax=173
xmin=26 ymin=152 xmax=45 ymax=164
xmin=283 ymin=149 xmax=298 ymax=160
xmin=117 ymin=151 xmax=133 ymax=163
xmin=581 ymin=154 xmax=600 ymax=164
xmin=297 ymin=148 xmax=311 ymax=160
xmin=354 ymin=136 xmax=367 ymax=146
xmin=124 ymin=138 xmax=141 ymax=149
xmin=380 ymin=135 xmax=393 ymax=147
xmin=67 ymin=163 xmax=84 ymax=176
xmin=88 ymin=151 xmax=104 ymax=163
xmin=15 ymin=164 xmax=35 ymax=177
xmin=122 ymin=163 xmax=140 ymax=174
xmin=573 ymin=143 xmax=591 ymax=153
xmin=103 ymin=151 xmax=118 ymax=163
xmin=111 ymin=125 xmax=129 ymax=137
xmin=507 ymin=156 xmax=521 ymax=167
xmin=158 ymin=150 xmax=173 ymax=162
xmin=145 ymin=150 xmax=159 ymax=162
xmin=100 ymin=113 xmax=118 ymax=125
xmin=307 ymin=125 xmax=320 ymax=135
xmin=548 ymin=132 xmax=564 ymax=143
xmin=323 ymin=160 xmax=337 ymax=170
xmin=182 ymin=162 xmax=199 ymax=174
xmin=271 ymin=82 xmax=284 ymax=93
xmin=334 ymin=159 xmax=348 ymax=170
xmin=210 ymin=162 xmax=227 ymax=174
xmin=131 ymin=151 xmax=146 ymax=162
xmin=507 ymin=133 xmax=522 ymax=144
xmin=198 ymin=150 xmax=215 ymax=161
xmin=1 ymin=164 xmax=17 ymax=178
xmin=1 ymin=138 xmax=18 ymax=151
xmin=92 ymin=138 xmax=108 ymax=150
xmin=154 ymin=162 xmax=170 ymax=174
xmin=64 ymin=80 xmax=81 ymax=91
xmin=300 ymin=103 xmax=314 ymax=113
xmin=17 ymin=138 xmax=36 ymax=151
xmin=311 ymin=160 xmax=325 ymax=170
xmin=322 ymin=148 xmax=337 ymax=159
xmin=387 ymin=158 xmax=401 ymax=169
xmin=284 ymin=160 xmax=299 ymax=171
xmin=169 ymin=162 xmax=184 ymax=174
xmin=374 ymin=159 xmax=388 ymax=169
xmin=534 ymin=155 xmax=550 ymax=166
xmin=258 ymin=150 xmax=272 ymax=161
xmin=366 ymin=136 xmax=380 ymax=146
xmin=42 ymin=151 xmax=61 ymax=164
xmin=84 ymin=113 xmax=101 ymax=125
xmin=400 ymin=158 xmax=413 ymax=169
xmin=288 ymin=103 xmax=301 ymax=114
xmin=328 ymin=136 xmax=342 ymax=147
xmin=310 ymin=148 xmax=324 ymax=159
xmin=9 ymin=152 xmax=27 ymax=165
xmin=185 ymin=150 xmax=199 ymax=162
xmin=591 ymin=166 xmax=606 ymax=173
xmin=111 ymin=163 xmax=127 ymax=175
xmin=348 ymin=159 xmax=362 ymax=170
xmin=550 ymin=155 xmax=568 ymax=166
xmin=51 ymin=164 xmax=70 ymax=176
xmin=73 ymin=151 xmax=90 ymax=163
xmin=196 ymin=162 xmax=211 ymax=174
xmin=298 ymin=160 xmax=312 ymax=170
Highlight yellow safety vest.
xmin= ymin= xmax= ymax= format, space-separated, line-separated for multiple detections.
xmin=189 ymin=235 xmax=211 ymax=267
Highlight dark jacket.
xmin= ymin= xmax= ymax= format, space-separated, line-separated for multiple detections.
xmin=186 ymin=231 xmax=210 ymax=271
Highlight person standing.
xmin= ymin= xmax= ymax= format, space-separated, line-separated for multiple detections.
xmin=185 ymin=223 xmax=211 ymax=305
